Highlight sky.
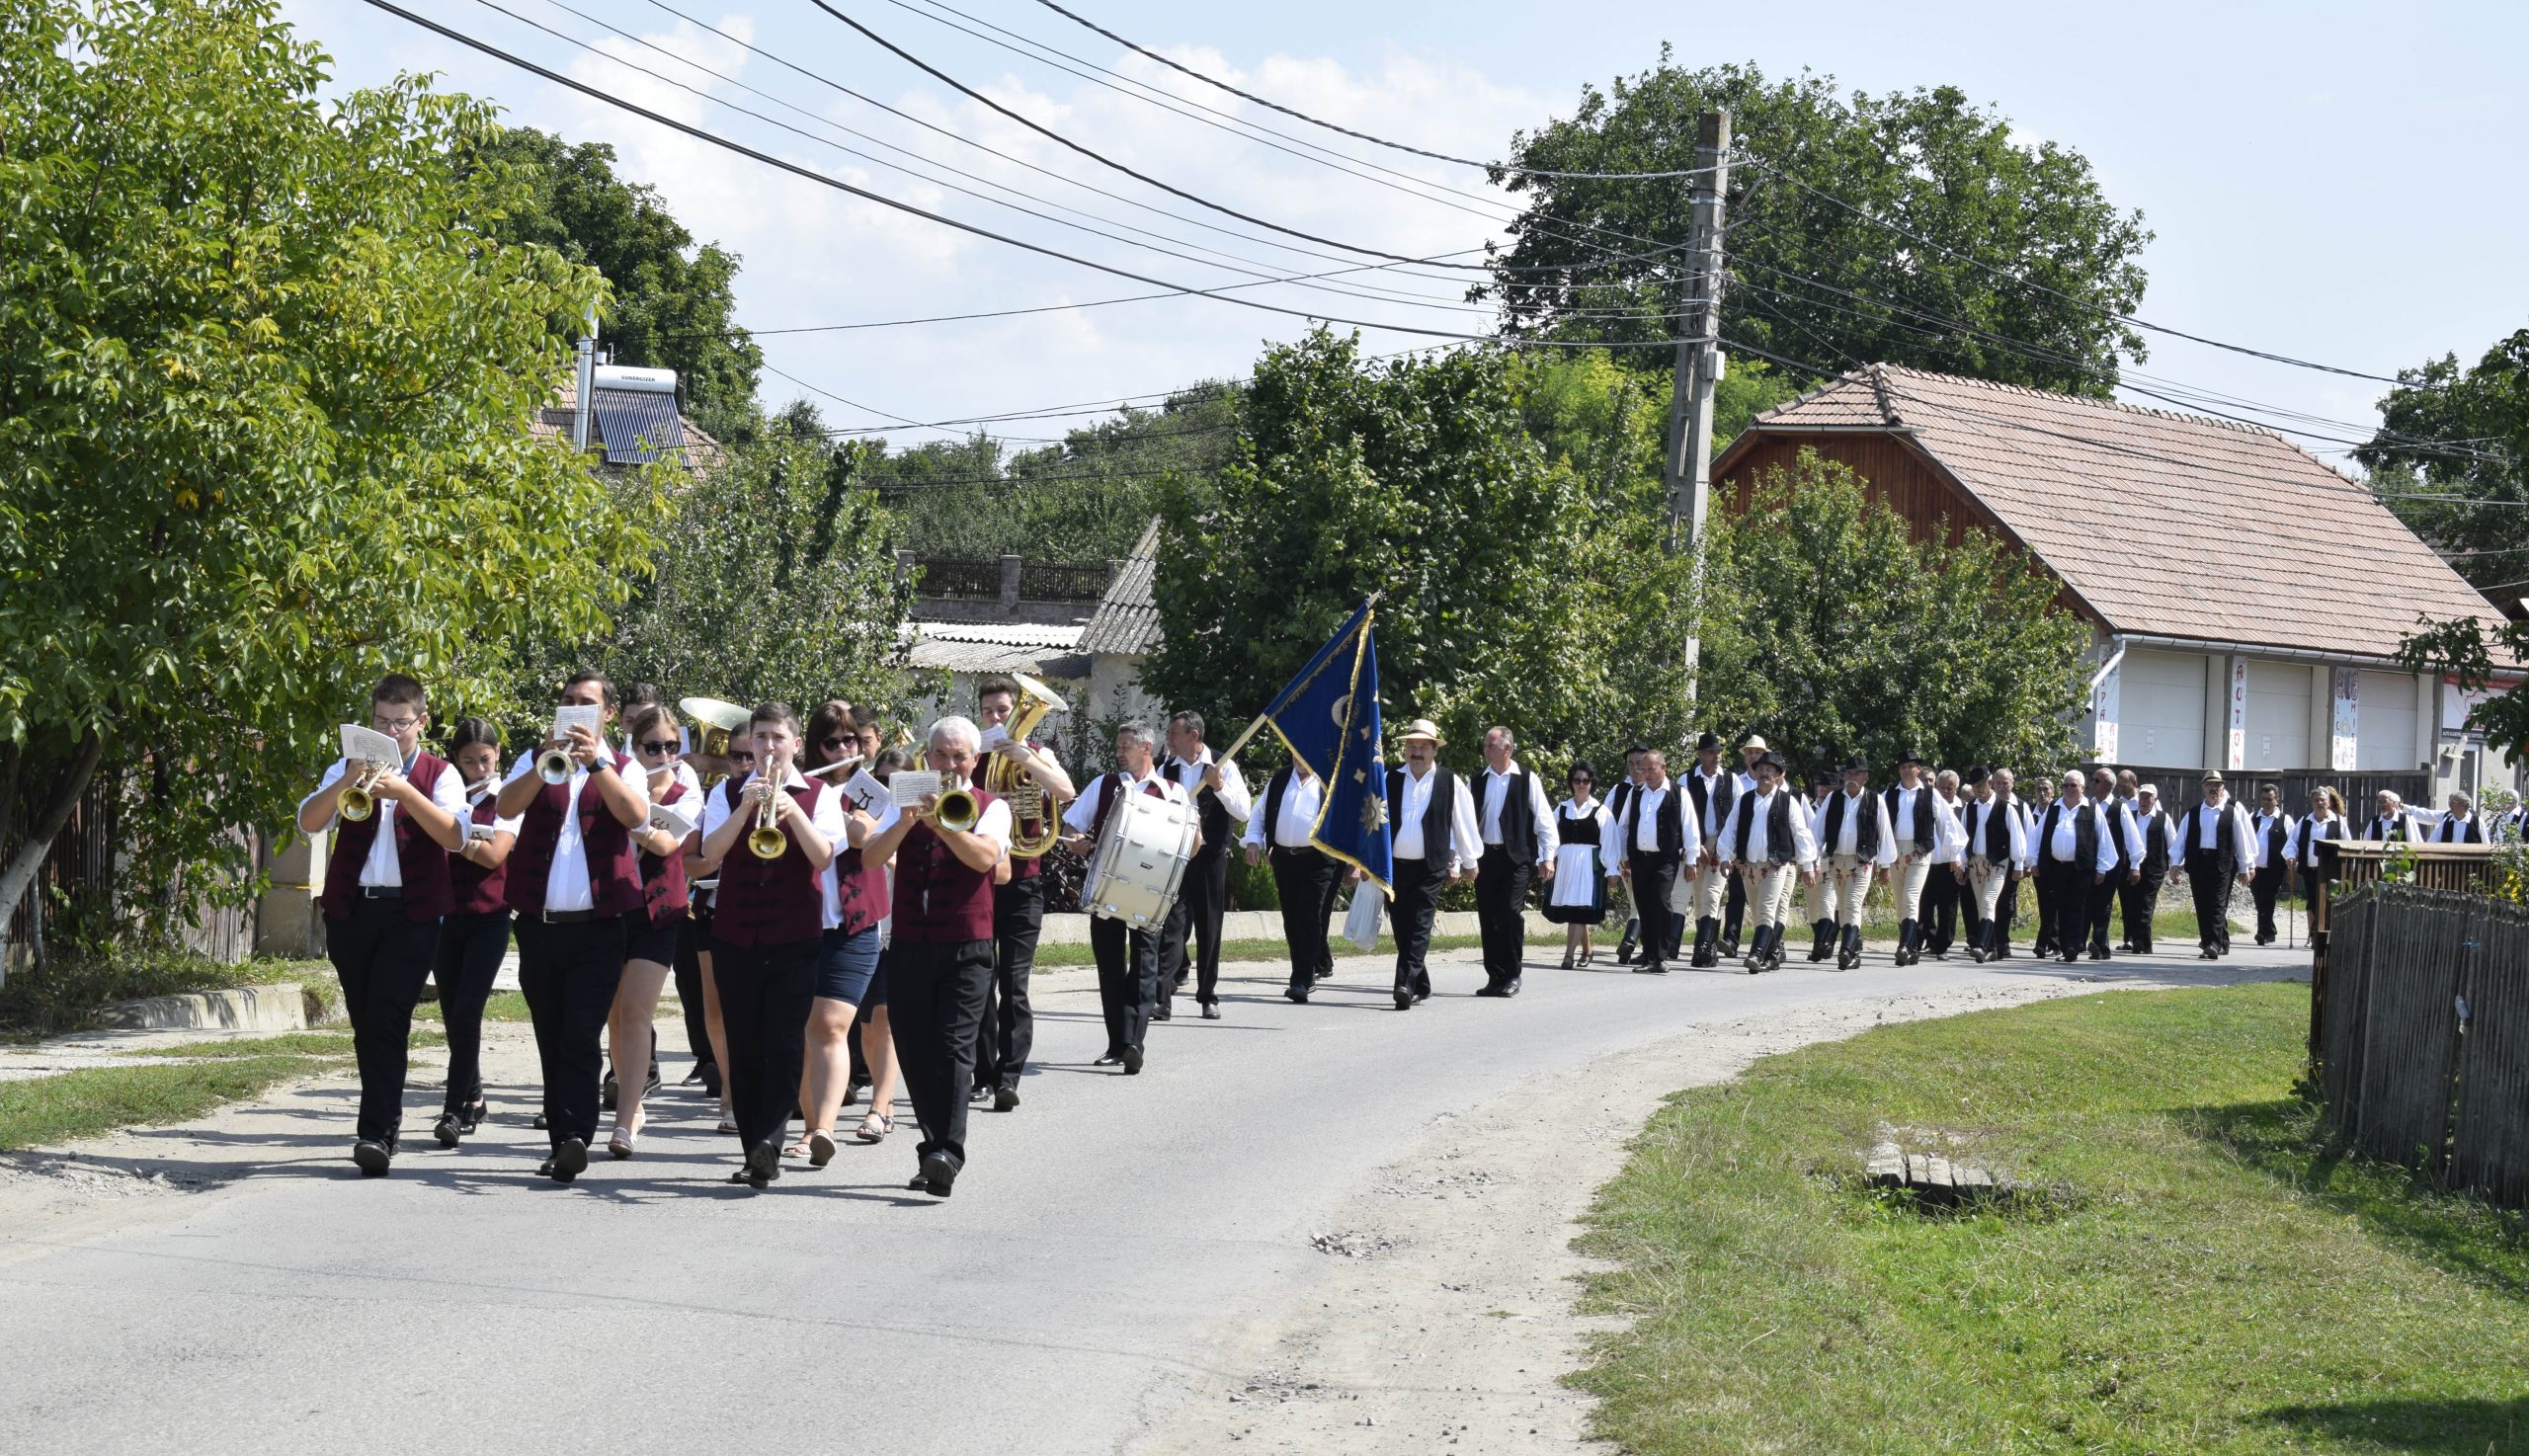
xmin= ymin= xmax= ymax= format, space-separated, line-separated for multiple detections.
xmin=277 ymin=0 xmax=2529 ymax=465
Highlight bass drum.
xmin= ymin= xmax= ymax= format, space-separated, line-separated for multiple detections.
xmin=1085 ymin=790 xmax=1199 ymax=928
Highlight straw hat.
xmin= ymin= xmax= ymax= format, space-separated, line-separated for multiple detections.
xmin=1395 ymin=718 xmax=1445 ymax=747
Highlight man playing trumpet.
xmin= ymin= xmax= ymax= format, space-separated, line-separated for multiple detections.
xmin=295 ymin=673 xmax=469 ymax=1177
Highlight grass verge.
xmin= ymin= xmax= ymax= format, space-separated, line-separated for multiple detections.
xmin=1025 ymin=931 xmax=1484 ymax=970
xmin=1574 ymin=981 xmax=2529 ymax=1454
xmin=116 ymin=1029 xmax=445 ymax=1059
xmin=0 ymin=1055 xmax=334 ymax=1151
xmin=0 ymin=949 xmax=335 ymax=1037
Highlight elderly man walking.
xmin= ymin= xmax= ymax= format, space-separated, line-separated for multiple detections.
xmin=1470 ymin=726 xmax=1558 ymax=998
xmin=2173 ymin=770 xmax=2260 ymax=960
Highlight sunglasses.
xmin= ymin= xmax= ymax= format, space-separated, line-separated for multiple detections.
xmin=638 ymin=739 xmax=679 ymax=755
xmin=821 ymin=735 xmax=850 ymax=750
xmin=726 ymin=749 xmax=758 ymax=763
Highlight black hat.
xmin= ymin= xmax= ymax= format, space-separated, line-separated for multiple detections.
xmin=1755 ymin=751 xmax=1788 ymax=772
xmin=1897 ymin=746 xmax=1928 ymax=766
xmin=1964 ymin=765 xmax=1993 ymax=786
xmin=1839 ymin=754 xmax=1871 ymax=775
xmin=1695 ymin=731 xmax=1724 ymax=754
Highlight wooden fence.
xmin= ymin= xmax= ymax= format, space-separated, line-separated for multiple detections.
xmin=3 ymin=771 xmax=254 ymax=986
xmin=2317 ymin=882 xmax=2529 ymax=1208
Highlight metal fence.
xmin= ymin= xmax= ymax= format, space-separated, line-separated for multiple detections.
xmin=2318 ymin=882 xmax=2529 ymax=1208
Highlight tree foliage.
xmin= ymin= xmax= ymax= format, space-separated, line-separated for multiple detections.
xmin=2354 ymin=327 xmax=2529 ymax=600
xmin=1146 ymin=331 xmax=1698 ymax=771
xmin=0 ymin=0 xmax=652 ymax=954
xmin=1483 ymin=58 xmax=2152 ymax=394
xmin=467 ymin=124 xmax=763 ymax=431
xmin=1694 ymin=450 xmax=2089 ymax=779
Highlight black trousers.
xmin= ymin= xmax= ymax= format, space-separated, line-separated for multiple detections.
xmin=326 ymin=898 xmax=443 ymax=1145
xmin=2035 ymin=859 xmax=2090 ymax=957
xmin=1474 ymin=847 xmax=1532 ymax=985
xmin=2188 ymin=863 xmax=2240 ymax=952
xmin=1389 ymin=854 xmax=1444 ymax=997
xmin=2250 ymin=865 xmax=2287 ymax=942
xmin=2086 ymin=870 xmax=2127 ymax=952
xmin=1995 ymin=869 xmax=2020 ymax=947
xmin=1270 ymin=847 xmax=1338 ymax=993
xmin=514 ymin=914 xmax=627 ymax=1151
xmin=1923 ymin=867 xmax=1960 ymax=951
xmin=973 ymin=873 xmax=1043 ymax=1093
xmin=1720 ymin=867 xmax=1747 ymax=943
xmin=1162 ymin=845 xmax=1231 ymax=1002
xmin=429 ymin=909 xmax=510 ymax=1115
xmin=671 ymin=915 xmax=716 ymax=1073
xmin=1091 ymin=915 xmax=1161 ymax=1055
xmin=887 ymin=937 xmax=995 ymax=1172
xmin=707 ymin=934 xmax=816 ymax=1153
xmin=1630 ymin=851 xmax=1682 ymax=968
xmin=2118 ymin=868 xmax=2165 ymax=952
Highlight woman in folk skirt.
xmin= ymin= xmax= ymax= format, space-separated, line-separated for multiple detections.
xmin=1544 ymin=761 xmax=1612 ymax=966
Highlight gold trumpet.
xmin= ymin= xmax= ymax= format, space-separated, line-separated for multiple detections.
xmin=681 ymin=696 xmax=753 ymax=791
xmin=338 ymin=761 xmax=391 ymax=822
xmin=747 ymin=772 xmax=789 ymax=860
xmin=935 ymin=773 xmax=980 ymax=834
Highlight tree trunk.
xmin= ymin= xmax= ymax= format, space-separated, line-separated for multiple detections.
xmin=0 ymin=733 xmax=108 ymax=991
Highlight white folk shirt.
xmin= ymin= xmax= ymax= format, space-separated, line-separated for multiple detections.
xmin=509 ymin=749 xmax=650 ymax=913
xmin=1962 ymin=795 xmax=2030 ymax=866
xmin=1816 ymin=789 xmax=1897 ymax=866
xmin=2250 ymin=810 xmax=2298 ymax=865
xmin=1883 ymin=782 xmax=1958 ymax=859
xmin=1477 ymin=763 xmax=1561 ymax=862
xmin=1165 ymin=747 xmax=1254 ymax=826
xmin=2174 ymin=799 xmax=2264 ymax=872
xmin=1390 ymin=764 xmax=1480 ymax=874
xmin=299 ymin=750 xmax=469 ymax=888
xmin=1925 ymin=791 xmax=1969 ymax=864
xmin=2292 ymin=814 xmax=2347 ymax=867
xmin=1719 ymin=788 xmax=1820 ymax=868
xmin=1064 ymin=767 xmax=1191 ymax=902
xmin=1242 ymin=769 xmax=1325 ymax=850
xmin=2044 ymin=799 xmax=2121 ymax=874
xmin=1607 ymin=780 xmax=1703 ymax=870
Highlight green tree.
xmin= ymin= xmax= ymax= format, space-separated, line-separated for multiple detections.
xmin=1146 ymin=331 xmax=1699 ymax=768
xmin=2353 ymin=327 xmax=2529 ymax=600
xmin=1695 ymin=449 xmax=2088 ymax=777
xmin=1483 ymin=58 xmax=2152 ymax=394
xmin=0 ymin=0 xmax=651 ymax=968
xmin=468 ymin=125 xmax=763 ymax=430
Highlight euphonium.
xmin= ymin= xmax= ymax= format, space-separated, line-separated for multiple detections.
xmin=681 ymin=696 xmax=752 ymax=791
xmin=747 ymin=771 xmax=789 ymax=860
xmin=338 ymin=761 xmax=390 ymax=822
xmin=984 ymin=674 xmax=1069 ymax=858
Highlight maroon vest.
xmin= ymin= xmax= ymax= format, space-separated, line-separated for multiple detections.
xmin=640 ymin=779 xmax=693 ymax=928
xmin=711 ymin=776 xmax=824 ymax=946
xmin=891 ymin=787 xmax=1001 ymax=943
xmin=829 ymin=821 xmax=890 ymax=938
xmin=319 ymin=753 xmax=453 ymax=923
xmin=449 ymin=794 xmax=510 ymax=917
xmin=505 ymin=752 xmax=644 ymax=918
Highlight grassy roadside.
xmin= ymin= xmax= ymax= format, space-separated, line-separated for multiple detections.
xmin=0 ymin=950 xmax=336 ymax=1038
xmin=1 ymin=1055 xmax=336 ymax=1151
xmin=1572 ymin=981 xmax=2529 ymax=1454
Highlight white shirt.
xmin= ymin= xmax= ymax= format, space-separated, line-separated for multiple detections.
xmin=1814 ymin=789 xmax=1897 ymax=866
xmin=509 ymin=748 xmax=650 ymax=912
xmin=2094 ymin=796 xmax=2148 ymax=866
xmin=300 ymin=751 xmax=468 ymax=888
xmin=1476 ymin=763 xmax=1560 ymax=862
xmin=1961 ymin=795 xmax=2029 ymax=867
xmin=1391 ymin=764 xmax=1480 ymax=873
xmin=1607 ymin=779 xmax=1703 ymax=869
xmin=2292 ymin=814 xmax=2346 ymax=866
xmin=1243 ymin=768 xmax=1326 ymax=850
xmin=1718 ymin=788 xmax=1820 ymax=868
xmin=2366 ymin=807 xmax=2431 ymax=841
xmin=818 ymin=797 xmax=898 ymax=931
xmin=2174 ymin=799 xmax=2264 ymax=872
xmin=1064 ymin=766 xmax=1192 ymax=902
xmin=2250 ymin=810 xmax=2298 ymax=862
xmin=1925 ymin=791 xmax=1968 ymax=864
xmin=1883 ymin=781 xmax=1958 ymax=858
xmin=2132 ymin=805 xmax=2173 ymax=859
xmin=2041 ymin=798 xmax=2121 ymax=874
xmin=2435 ymin=811 xmax=2486 ymax=844
xmin=1163 ymin=747 xmax=1253 ymax=825
xmin=2004 ymin=797 xmax=2039 ymax=871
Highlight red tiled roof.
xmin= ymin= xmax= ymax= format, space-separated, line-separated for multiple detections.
xmin=1732 ymin=364 xmax=2503 ymax=661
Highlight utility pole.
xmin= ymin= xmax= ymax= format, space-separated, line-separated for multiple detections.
xmin=1663 ymin=110 xmax=1730 ymax=688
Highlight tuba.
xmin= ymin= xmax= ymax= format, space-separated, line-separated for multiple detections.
xmin=984 ymin=674 xmax=1069 ymax=858
xmin=681 ymin=696 xmax=753 ymax=791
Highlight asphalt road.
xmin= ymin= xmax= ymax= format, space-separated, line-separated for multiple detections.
xmin=0 ymin=935 xmax=2307 ymax=1454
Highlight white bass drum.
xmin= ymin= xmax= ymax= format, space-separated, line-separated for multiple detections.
xmin=1086 ymin=790 xmax=1199 ymax=928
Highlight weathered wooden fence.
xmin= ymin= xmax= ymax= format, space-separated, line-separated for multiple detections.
xmin=3 ymin=771 xmax=255 ymax=987
xmin=2318 ymin=883 xmax=2529 ymax=1208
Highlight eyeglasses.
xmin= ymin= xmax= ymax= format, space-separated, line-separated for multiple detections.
xmin=638 ymin=739 xmax=679 ymax=755
xmin=726 ymin=750 xmax=757 ymax=763
xmin=371 ymin=715 xmax=419 ymax=734
xmin=821 ymin=736 xmax=850 ymax=750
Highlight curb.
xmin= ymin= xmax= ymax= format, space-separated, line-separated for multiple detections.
xmin=92 ymin=983 xmax=308 ymax=1035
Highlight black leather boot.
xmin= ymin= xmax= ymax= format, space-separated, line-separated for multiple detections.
xmin=1896 ymin=918 xmax=1918 ymax=966
xmin=1807 ymin=919 xmax=1833 ymax=962
xmin=1837 ymin=925 xmax=1863 ymax=970
xmin=1690 ymin=916 xmax=1718 ymax=968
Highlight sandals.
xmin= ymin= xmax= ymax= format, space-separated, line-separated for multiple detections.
xmin=1560 ymin=949 xmax=1576 ymax=969
xmin=608 ymin=1123 xmax=639 ymax=1160
xmin=855 ymin=1111 xmax=893 ymax=1144
xmin=807 ymin=1129 xmax=838 ymax=1167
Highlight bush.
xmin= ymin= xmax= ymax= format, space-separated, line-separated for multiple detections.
xmin=0 ymin=944 xmax=328 ymax=1038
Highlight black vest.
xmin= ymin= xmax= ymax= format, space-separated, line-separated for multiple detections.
xmin=2180 ymin=803 xmax=2242 ymax=871
xmin=1883 ymin=782 xmax=1936 ymax=849
xmin=2255 ymin=812 xmax=2290 ymax=865
xmin=1262 ymin=767 xmax=1316 ymax=850
xmin=2100 ymin=798 xmax=2135 ymax=871
xmin=2439 ymin=814 xmax=2485 ymax=845
xmin=2293 ymin=815 xmax=2341 ymax=866
xmin=2041 ymin=802 xmax=2099 ymax=866
xmin=2140 ymin=810 xmax=2170 ymax=875
xmin=1622 ymin=783 xmax=1686 ymax=858
xmin=1387 ymin=766 xmax=1459 ymax=861
xmin=1479 ymin=768 xmax=1536 ymax=856
xmin=1734 ymin=790 xmax=1799 ymax=866
xmin=1164 ymin=756 xmax=1234 ymax=860
xmin=1820 ymin=790 xmax=1881 ymax=860
xmin=1970 ymin=798 xmax=2014 ymax=861
xmin=1686 ymin=768 xmax=1737 ymax=843
xmin=2369 ymin=812 xmax=2413 ymax=843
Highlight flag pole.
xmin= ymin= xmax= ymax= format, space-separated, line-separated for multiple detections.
xmin=1217 ymin=596 xmax=1381 ymax=764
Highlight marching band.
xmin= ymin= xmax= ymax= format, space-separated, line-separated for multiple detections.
xmin=299 ymin=667 xmax=2455 ymax=1192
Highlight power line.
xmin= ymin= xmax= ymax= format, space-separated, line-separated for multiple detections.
xmin=1019 ymin=0 xmax=1720 ymax=181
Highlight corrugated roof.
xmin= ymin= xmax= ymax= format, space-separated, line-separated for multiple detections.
xmin=1079 ymin=518 xmax=1162 ymax=656
xmin=903 ymin=618 xmax=1084 ymax=674
xmin=1727 ymin=364 xmax=2504 ymax=661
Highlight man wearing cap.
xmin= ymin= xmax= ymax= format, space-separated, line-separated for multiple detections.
xmin=1958 ymin=767 xmax=2027 ymax=962
xmin=1921 ymin=768 xmax=1967 ymax=958
xmin=1716 ymin=751 xmax=1819 ymax=972
xmin=1382 ymin=719 xmax=1480 ymax=1008
xmin=1883 ymin=749 xmax=1963 ymax=966
xmin=1471 ymin=727 xmax=1559 ymax=996
xmin=1812 ymin=756 xmax=1895 ymax=971
xmin=2121 ymin=783 xmax=2175 ymax=955
xmin=1680 ymin=732 xmax=1740 ymax=968
xmin=2083 ymin=767 xmax=2147 ymax=960
xmin=2172 ymin=770 xmax=2260 ymax=959
xmin=1716 ymin=734 xmax=1768 ymax=958
xmin=2034 ymin=770 xmax=2118 ymax=964
xmin=2365 ymin=790 xmax=2420 ymax=843
xmin=2246 ymin=783 xmax=2298 ymax=946
xmin=1605 ymin=748 xmax=1698 ymax=975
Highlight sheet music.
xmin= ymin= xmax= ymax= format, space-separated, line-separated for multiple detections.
xmin=843 ymin=768 xmax=889 ymax=813
xmin=978 ymin=723 xmax=1012 ymax=750
xmin=649 ymin=803 xmax=697 ymax=842
xmin=552 ymin=703 xmax=602 ymax=742
xmin=338 ymin=724 xmax=400 ymax=767
xmin=889 ymin=770 xmax=941 ymax=810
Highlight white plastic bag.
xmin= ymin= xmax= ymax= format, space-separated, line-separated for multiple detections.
xmin=1344 ymin=881 xmax=1385 ymax=952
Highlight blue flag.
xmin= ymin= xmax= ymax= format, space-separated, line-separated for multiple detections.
xmin=1257 ymin=602 xmax=1392 ymax=892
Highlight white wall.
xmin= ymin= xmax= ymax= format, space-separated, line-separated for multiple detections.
xmin=2121 ymin=648 xmax=2209 ymax=768
xmin=2355 ymin=669 xmax=2421 ymax=771
xmin=2243 ymin=661 xmax=2315 ymax=770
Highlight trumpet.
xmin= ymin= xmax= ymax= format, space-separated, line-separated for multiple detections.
xmin=935 ymin=773 xmax=980 ymax=834
xmin=747 ymin=772 xmax=789 ymax=860
xmin=337 ymin=760 xmax=391 ymax=822
xmin=536 ymin=744 xmax=576 ymax=784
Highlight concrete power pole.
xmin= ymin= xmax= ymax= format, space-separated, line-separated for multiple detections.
xmin=1663 ymin=110 xmax=1731 ymax=687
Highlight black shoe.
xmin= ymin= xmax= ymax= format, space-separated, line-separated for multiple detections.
xmin=2199 ymin=945 xmax=2219 ymax=960
xmin=645 ymin=1061 xmax=662 ymax=1096
xmin=456 ymin=1100 xmax=486 ymax=1136
xmin=1172 ymin=971 xmax=1189 ymax=990
xmin=994 ymin=1086 xmax=1020 ymax=1112
xmin=1284 ymin=988 xmax=1309 ymax=1006
xmin=601 ymin=1071 xmax=617 ymax=1113
xmin=2087 ymin=945 xmax=2111 ymax=961
xmin=1121 ymin=1046 xmax=1145 ymax=1075
xmin=745 ymin=1140 xmax=778 ymax=1190
xmin=353 ymin=1139 xmax=391 ymax=1177
xmin=1313 ymin=965 xmax=1334 ymax=982
xmin=552 ymin=1136 xmax=589 ymax=1182
xmin=1412 ymin=978 xmax=1431 ymax=1003
xmin=538 ymin=1158 xmax=558 ymax=1178
xmin=699 ymin=1062 xmax=722 ymax=1099
xmin=433 ymin=1113 xmax=462 ymax=1150
xmin=1093 ymin=1052 xmax=1123 ymax=1067
xmin=532 ymin=1112 xmax=548 ymax=1131
xmin=1153 ymin=1002 xmax=1173 ymax=1022
xmin=1808 ymin=922 xmax=1834 ymax=962
xmin=918 ymin=1151 xmax=957 ymax=1197
xmin=2116 ymin=940 xmax=2134 ymax=953
xmin=1614 ymin=919 xmax=1640 ymax=964
xmin=1634 ymin=961 xmax=1668 ymax=975
xmin=1393 ymin=990 xmax=1414 ymax=1010
xmin=1837 ymin=927 xmax=1863 ymax=971
xmin=1199 ymin=1001 xmax=1222 ymax=1020
xmin=843 ymin=1074 xmax=868 ymax=1107
xmin=1500 ymin=977 xmax=1521 ymax=997
xmin=2059 ymin=950 xmax=2081 ymax=964
xmin=1473 ymin=982 xmax=1505 ymax=999
xmin=968 ymin=1084 xmax=993 ymax=1103
xmin=2134 ymin=942 xmax=2154 ymax=955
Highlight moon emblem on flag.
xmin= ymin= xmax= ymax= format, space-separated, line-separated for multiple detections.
xmin=1329 ymin=693 xmax=1351 ymax=727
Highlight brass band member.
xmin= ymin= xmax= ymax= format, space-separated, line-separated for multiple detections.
xmin=429 ymin=717 xmax=520 ymax=1150
xmin=606 ymin=701 xmax=699 ymax=1158
xmin=970 ymin=676 xmax=1074 ymax=1114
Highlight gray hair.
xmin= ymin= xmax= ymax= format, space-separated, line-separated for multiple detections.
xmin=1935 ymin=768 xmax=1960 ymax=789
xmin=1116 ymin=719 xmax=1158 ymax=753
xmin=929 ymin=715 xmax=981 ymax=753
xmin=1167 ymin=709 xmax=1206 ymax=739
xmin=1485 ymin=725 xmax=1514 ymax=747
